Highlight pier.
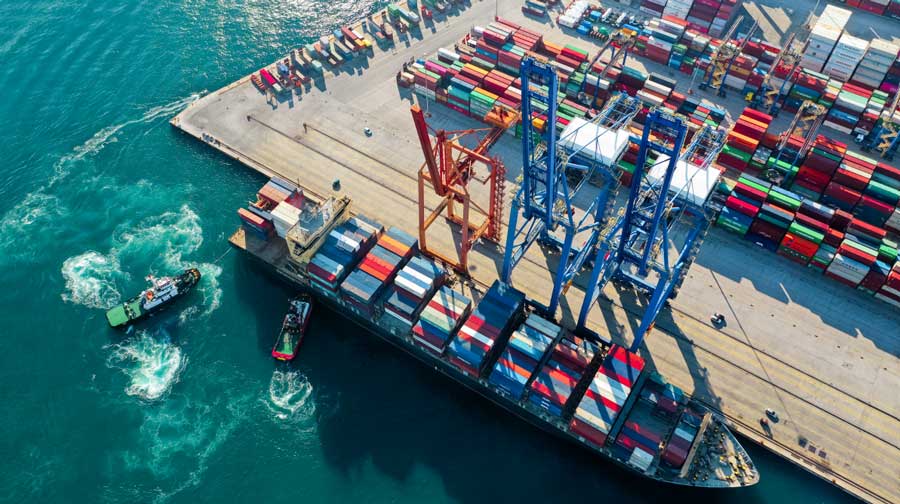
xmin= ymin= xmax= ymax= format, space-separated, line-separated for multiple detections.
xmin=173 ymin=1 xmax=900 ymax=501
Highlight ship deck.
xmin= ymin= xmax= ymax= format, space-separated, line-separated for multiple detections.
xmin=176 ymin=1 xmax=900 ymax=502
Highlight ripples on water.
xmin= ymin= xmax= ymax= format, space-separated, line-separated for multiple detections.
xmin=265 ymin=368 xmax=317 ymax=425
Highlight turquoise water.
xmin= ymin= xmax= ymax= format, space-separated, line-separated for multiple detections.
xmin=0 ymin=2 xmax=859 ymax=502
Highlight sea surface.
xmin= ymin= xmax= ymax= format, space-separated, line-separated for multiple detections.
xmin=0 ymin=2 xmax=860 ymax=503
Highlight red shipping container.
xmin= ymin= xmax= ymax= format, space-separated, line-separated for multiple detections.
xmin=781 ymin=232 xmax=819 ymax=257
xmin=726 ymin=195 xmax=761 ymax=217
xmin=825 ymin=271 xmax=860 ymax=288
xmin=750 ymin=219 xmax=787 ymax=242
xmin=838 ymin=242 xmax=877 ymax=265
xmin=570 ymin=417 xmax=608 ymax=448
xmin=794 ymin=213 xmax=829 ymax=234
xmin=824 ymin=227 xmax=845 ymax=247
xmin=733 ymin=182 xmax=768 ymax=203
xmin=824 ymin=182 xmax=862 ymax=207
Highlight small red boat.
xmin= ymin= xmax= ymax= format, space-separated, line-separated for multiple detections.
xmin=271 ymin=294 xmax=312 ymax=361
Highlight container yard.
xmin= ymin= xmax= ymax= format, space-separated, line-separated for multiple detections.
xmin=171 ymin=0 xmax=900 ymax=501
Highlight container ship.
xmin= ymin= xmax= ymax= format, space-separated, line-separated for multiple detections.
xmin=231 ymin=177 xmax=759 ymax=488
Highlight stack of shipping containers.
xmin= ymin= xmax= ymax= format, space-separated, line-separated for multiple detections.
xmin=570 ymin=345 xmax=646 ymax=451
xmin=801 ymin=6 xmax=852 ymax=73
xmin=308 ymin=217 xmax=381 ymax=296
xmin=529 ymin=336 xmax=598 ymax=418
xmin=413 ymin=286 xmax=472 ymax=356
xmin=341 ymin=227 xmax=417 ymax=317
xmin=446 ymin=282 xmax=525 ymax=376
xmin=384 ymin=256 xmax=444 ymax=329
xmin=489 ymin=314 xmax=560 ymax=398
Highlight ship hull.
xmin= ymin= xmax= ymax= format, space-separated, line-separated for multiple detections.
xmin=246 ymin=254 xmax=753 ymax=488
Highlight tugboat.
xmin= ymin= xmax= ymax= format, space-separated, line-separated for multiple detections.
xmin=105 ymin=268 xmax=201 ymax=329
xmin=271 ymin=294 xmax=313 ymax=361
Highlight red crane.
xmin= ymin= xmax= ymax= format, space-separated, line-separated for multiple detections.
xmin=410 ymin=104 xmax=517 ymax=274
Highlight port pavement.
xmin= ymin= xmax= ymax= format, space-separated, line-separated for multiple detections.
xmin=173 ymin=0 xmax=900 ymax=501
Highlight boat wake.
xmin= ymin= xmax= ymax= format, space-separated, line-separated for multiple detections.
xmin=60 ymin=204 xmax=223 ymax=317
xmin=265 ymin=369 xmax=316 ymax=424
xmin=106 ymin=329 xmax=186 ymax=401
xmin=0 ymin=93 xmax=203 ymax=263
xmin=60 ymin=251 xmax=125 ymax=309
xmin=51 ymin=93 xmax=203 ymax=185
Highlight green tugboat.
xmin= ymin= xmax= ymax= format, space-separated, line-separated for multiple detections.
xmin=106 ymin=268 xmax=201 ymax=328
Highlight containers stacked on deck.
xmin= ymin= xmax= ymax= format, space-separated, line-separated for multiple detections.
xmin=662 ymin=410 xmax=702 ymax=468
xmin=530 ymin=336 xmax=598 ymax=418
xmin=801 ymin=6 xmax=851 ymax=73
xmin=617 ymin=420 xmax=662 ymax=467
xmin=384 ymin=256 xmax=444 ymax=328
xmin=308 ymin=217 xmax=381 ymax=295
xmin=489 ymin=314 xmax=560 ymax=398
xmin=413 ymin=286 xmax=472 ymax=355
xmin=851 ymin=39 xmax=900 ymax=90
xmin=569 ymin=344 xmax=646 ymax=449
xmin=237 ymin=178 xmax=303 ymax=241
xmin=823 ymin=34 xmax=868 ymax=82
xmin=716 ymin=108 xmax=772 ymax=174
xmin=447 ymin=281 xmax=525 ymax=376
xmin=341 ymin=227 xmax=417 ymax=315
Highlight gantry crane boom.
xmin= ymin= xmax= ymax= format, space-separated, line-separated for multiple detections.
xmin=577 ymin=112 xmax=726 ymax=351
xmin=410 ymin=103 xmax=517 ymax=273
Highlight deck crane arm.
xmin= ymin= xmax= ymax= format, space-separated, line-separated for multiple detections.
xmin=501 ymin=57 xmax=640 ymax=315
xmin=583 ymin=29 xmax=636 ymax=108
xmin=767 ymin=100 xmax=826 ymax=184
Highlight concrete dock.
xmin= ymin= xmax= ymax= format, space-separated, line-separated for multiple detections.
xmin=172 ymin=1 xmax=900 ymax=501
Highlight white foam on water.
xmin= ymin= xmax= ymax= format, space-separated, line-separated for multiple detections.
xmin=106 ymin=330 xmax=185 ymax=401
xmin=265 ymin=369 xmax=316 ymax=424
xmin=63 ymin=204 xmax=223 ymax=318
xmin=0 ymin=93 xmax=203 ymax=261
xmin=0 ymin=192 xmax=64 ymax=260
xmin=60 ymin=251 xmax=124 ymax=309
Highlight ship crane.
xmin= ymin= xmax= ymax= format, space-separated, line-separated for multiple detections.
xmin=766 ymin=100 xmax=826 ymax=185
xmin=581 ymin=29 xmax=637 ymax=108
xmin=501 ymin=57 xmax=640 ymax=315
xmin=577 ymin=110 xmax=727 ymax=352
xmin=699 ymin=15 xmax=759 ymax=98
xmin=410 ymin=102 xmax=518 ymax=274
xmin=750 ymin=33 xmax=803 ymax=116
xmin=862 ymin=90 xmax=900 ymax=160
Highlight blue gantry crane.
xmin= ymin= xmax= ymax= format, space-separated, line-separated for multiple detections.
xmin=501 ymin=57 xmax=640 ymax=315
xmin=576 ymin=110 xmax=727 ymax=352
